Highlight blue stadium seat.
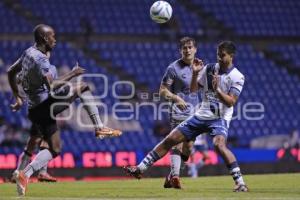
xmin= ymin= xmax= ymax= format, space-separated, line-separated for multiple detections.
xmin=191 ymin=0 xmax=300 ymax=37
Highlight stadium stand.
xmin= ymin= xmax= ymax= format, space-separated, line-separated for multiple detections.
xmin=191 ymin=0 xmax=300 ymax=36
xmin=0 ymin=0 xmax=299 ymax=157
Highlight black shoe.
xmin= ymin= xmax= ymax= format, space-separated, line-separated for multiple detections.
xmin=163 ymin=174 xmax=172 ymax=188
xmin=123 ymin=166 xmax=142 ymax=179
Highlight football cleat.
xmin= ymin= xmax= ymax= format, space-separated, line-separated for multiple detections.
xmin=123 ymin=166 xmax=142 ymax=179
xmin=37 ymin=173 xmax=57 ymax=182
xmin=95 ymin=127 xmax=122 ymax=139
xmin=171 ymin=176 xmax=182 ymax=189
xmin=163 ymin=174 xmax=172 ymax=188
xmin=233 ymin=184 xmax=249 ymax=192
xmin=15 ymin=170 xmax=28 ymax=196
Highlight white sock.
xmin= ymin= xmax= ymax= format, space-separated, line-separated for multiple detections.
xmin=23 ymin=149 xmax=53 ymax=178
xmin=196 ymin=159 xmax=205 ymax=169
xmin=80 ymin=90 xmax=104 ymax=130
xmin=231 ymin=167 xmax=245 ymax=185
xmin=188 ymin=163 xmax=198 ymax=178
xmin=38 ymin=164 xmax=48 ymax=175
xmin=137 ymin=151 xmax=161 ymax=173
xmin=170 ymin=154 xmax=181 ymax=177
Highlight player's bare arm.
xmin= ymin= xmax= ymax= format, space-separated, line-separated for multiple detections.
xmin=159 ymin=84 xmax=187 ymax=111
xmin=212 ymin=74 xmax=238 ymax=107
xmin=7 ymin=58 xmax=24 ymax=111
xmin=190 ymin=58 xmax=204 ymax=93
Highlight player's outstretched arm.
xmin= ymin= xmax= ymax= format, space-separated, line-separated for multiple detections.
xmin=190 ymin=58 xmax=204 ymax=92
xmin=7 ymin=59 xmax=23 ymax=111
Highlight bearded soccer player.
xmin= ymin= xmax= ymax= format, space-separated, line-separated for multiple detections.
xmin=124 ymin=41 xmax=248 ymax=192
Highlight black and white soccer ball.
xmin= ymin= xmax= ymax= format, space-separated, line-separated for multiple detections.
xmin=150 ymin=1 xmax=173 ymax=24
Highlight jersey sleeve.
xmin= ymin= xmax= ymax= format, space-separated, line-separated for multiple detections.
xmin=161 ymin=66 xmax=176 ymax=87
xmin=36 ymin=56 xmax=57 ymax=80
xmin=229 ymin=74 xmax=245 ymax=97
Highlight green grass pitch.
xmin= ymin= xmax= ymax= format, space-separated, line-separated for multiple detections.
xmin=0 ymin=173 xmax=300 ymax=199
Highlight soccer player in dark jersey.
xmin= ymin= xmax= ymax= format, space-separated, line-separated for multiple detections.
xmin=7 ymin=24 xmax=122 ymax=196
xmin=159 ymin=37 xmax=201 ymax=189
xmin=12 ymin=51 xmax=56 ymax=183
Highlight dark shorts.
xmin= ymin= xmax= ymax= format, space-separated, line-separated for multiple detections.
xmin=176 ymin=115 xmax=229 ymax=141
xmin=28 ymin=85 xmax=71 ymax=138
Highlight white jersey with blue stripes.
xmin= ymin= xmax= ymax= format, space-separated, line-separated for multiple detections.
xmin=195 ymin=63 xmax=245 ymax=122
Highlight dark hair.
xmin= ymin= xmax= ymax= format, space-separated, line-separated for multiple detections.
xmin=33 ymin=24 xmax=52 ymax=44
xmin=179 ymin=37 xmax=197 ymax=49
xmin=218 ymin=41 xmax=236 ymax=55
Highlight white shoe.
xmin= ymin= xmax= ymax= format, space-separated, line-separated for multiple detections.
xmin=15 ymin=170 xmax=28 ymax=196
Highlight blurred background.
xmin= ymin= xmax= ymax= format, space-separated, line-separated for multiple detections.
xmin=0 ymin=0 xmax=299 ymax=182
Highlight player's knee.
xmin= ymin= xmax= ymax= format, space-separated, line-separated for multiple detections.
xmin=23 ymin=149 xmax=33 ymax=157
xmin=162 ymin=137 xmax=176 ymax=150
xmin=27 ymin=136 xmax=42 ymax=150
xmin=171 ymin=148 xmax=181 ymax=155
xmin=182 ymin=143 xmax=193 ymax=156
xmin=49 ymin=148 xmax=61 ymax=158
xmin=180 ymin=153 xmax=189 ymax=162
xmin=39 ymin=146 xmax=48 ymax=151
xmin=25 ymin=144 xmax=36 ymax=153
xmin=182 ymin=149 xmax=191 ymax=157
xmin=213 ymin=138 xmax=226 ymax=152
xmin=49 ymin=145 xmax=61 ymax=158
xmin=40 ymin=140 xmax=49 ymax=149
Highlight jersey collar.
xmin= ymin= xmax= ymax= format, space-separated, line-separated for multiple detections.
xmin=218 ymin=63 xmax=235 ymax=75
xmin=179 ymin=59 xmax=192 ymax=68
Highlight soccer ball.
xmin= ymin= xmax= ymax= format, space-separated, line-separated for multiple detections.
xmin=150 ymin=1 xmax=173 ymax=24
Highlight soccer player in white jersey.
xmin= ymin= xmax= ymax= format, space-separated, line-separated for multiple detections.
xmin=124 ymin=41 xmax=248 ymax=192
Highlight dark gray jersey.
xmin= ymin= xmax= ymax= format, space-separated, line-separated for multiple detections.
xmin=19 ymin=46 xmax=57 ymax=108
xmin=161 ymin=59 xmax=200 ymax=121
